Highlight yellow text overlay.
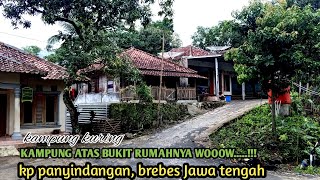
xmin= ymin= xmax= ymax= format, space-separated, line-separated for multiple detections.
xmin=19 ymin=148 xmax=258 ymax=159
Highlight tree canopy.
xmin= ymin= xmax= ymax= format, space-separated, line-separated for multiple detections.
xmin=191 ymin=0 xmax=320 ymax=137
xmin=221 ymin=0 xmax=320 ymax=136
xmin=192 ymin=0 xmax=320 ymax=50
xmin=225 ymin=0 xmax=320 ymax=92
xmin=1 ymin=0 xmax=175 ymax=134
xmin=111 ymin=20 xmax=181 ymax=55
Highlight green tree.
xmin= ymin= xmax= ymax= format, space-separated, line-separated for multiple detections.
xmin=192 ymin=1 xmax=265 ymax=49
xmin=1 ymin=0 xmax=176 ymax=134
xmin=1 ymin=0 xmax=171 ymax=134
xmin=225 ymin=0 xmax=320 ymax=138
xmin=22 ymin=45 xmax=41 ymax=56
xmin=114 ymin=20 xmax=181 ymax=55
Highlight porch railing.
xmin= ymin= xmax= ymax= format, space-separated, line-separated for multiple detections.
xmin=177 ymin=87 xmax=197 ymax=100
xmin=151 ymin=87 xmax=176 ymax=100
xmin=119 ymin=86 xmax=197 ymax=101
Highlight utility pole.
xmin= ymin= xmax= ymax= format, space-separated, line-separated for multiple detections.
xmin=157 ymin=32 xmax=165 ymax=125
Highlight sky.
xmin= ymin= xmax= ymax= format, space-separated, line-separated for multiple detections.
xmin=0 ymin=0 xmax=249 ymax=51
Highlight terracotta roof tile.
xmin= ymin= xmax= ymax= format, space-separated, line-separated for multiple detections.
xmin=122 ymin=47 xmax=206 ymax=78
xmin=169 ymin=45 xmax=211 ymax=60
xmin=78 ymin=63 xmax=105 ymax=74
xmin=0 ymin=56 xmax=46 ymax=75
xmin=0 ymin=42 xmax=68 ymax=80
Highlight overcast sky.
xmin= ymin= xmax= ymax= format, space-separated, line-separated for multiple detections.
xmin=0 ymin=0 xmax=249 ymax=50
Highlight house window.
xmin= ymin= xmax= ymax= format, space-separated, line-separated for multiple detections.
xmin=22 ymin=94 xmax=58 ymax=125
xmin=107 ymin=80 xmax=114 ymax=93
xmin=36 ymin=85 xmax=43 ymax=92
xmin=51 ymin=85 xmax=58 ymax=91
xmin=35 ymin=95 xmax=45 ymax=124
xmin=224 ymin=75 xmax=231 ymax=92
xmin=94 ymin=78 xmax=99 ymax=93
xmin=46 ymin=96 xmax=56 ymax=123
xmin=88 ymin=83 xmax=92 ymax=93
xmin=23 ymin=102 xmax=33 ymax=124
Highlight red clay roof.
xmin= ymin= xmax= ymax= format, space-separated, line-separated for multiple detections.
xmin=0 ymin=55 xmax=46 ymax=75
xmin=78 ymin=63 xmax=105 ymax=74
xmin=122 ymin=47 xmax=206 ymax=78
xmin=0 ymin=42 xmax=68 ymax=80
xmin=169 ymin=45 xmax=211 ymax=58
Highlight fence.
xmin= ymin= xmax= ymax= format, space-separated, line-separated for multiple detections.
xmin=177 ymin=87 xmax=197 ymax=100
xmin=151 ymin=87 xmax=176 ymax=100
xmin=66 ymin=104 xmax=108 ymax=133
xmin=119 ymin=86 xmax=197 ymax=101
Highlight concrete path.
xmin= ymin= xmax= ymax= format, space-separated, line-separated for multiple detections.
xmin=0 ymin=100 xmax=318 ymax=179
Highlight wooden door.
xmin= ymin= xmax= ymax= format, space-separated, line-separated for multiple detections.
xmin=34 ymin=94 xmax=45 ymax=124
xmin=0 ymin=94 xmax=7 ymax=136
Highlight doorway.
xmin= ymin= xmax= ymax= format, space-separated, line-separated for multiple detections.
xmin=46 ymin=96 xmax=57 ymax=124
xmin=0 ymin=94 xmax=7 ymax=136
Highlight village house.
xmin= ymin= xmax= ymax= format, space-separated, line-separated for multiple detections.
xmin=163 ymin=45 xmax=263 ymax=101
xmin=73 ymin=47 xmax=206 ymax=105
xmin=64 ymin=47 xmax=206 ymax=133
xmin=0 ymin=42 xmax=68 ymax=139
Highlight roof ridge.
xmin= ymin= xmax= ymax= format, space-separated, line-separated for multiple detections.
xmin=0 ymin=41 xmax=66 ymax=71
xmin=0 ymin=55 xmax=47 ymax=75
xmin=170 ymin=45 xmax=211 ymax=54
xmin=0 ymin=41 xmax=68 ymax=79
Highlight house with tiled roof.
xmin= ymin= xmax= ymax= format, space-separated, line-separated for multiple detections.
xmin=163 ymin=45 xmax=262 ymax=101
xmin=73 ymin=47 xmax=206 ymax=105
xmin=0 ymin=41 xmax=68 ymax=139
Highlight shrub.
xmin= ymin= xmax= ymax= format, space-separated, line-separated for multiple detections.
xmin=136 ymin=82 xmax=153 ymax=103
xmin=109 ymin=103 xmax=189 ymax=132
xmin=210 ymin=104 xmax=320 ymax=164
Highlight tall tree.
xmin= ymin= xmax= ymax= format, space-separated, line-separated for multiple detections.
xmin=225 ymin=0 xmax=320 ymax=138
xmin=110 ymin=20 xmax=181 ymax=55
xmin=1 ymin=0 xmax=176 ymax=133
xmin=22 ymin=45 xmax=41 ymax=56
xmin=1 ymin=0 xmax=164 ymax=134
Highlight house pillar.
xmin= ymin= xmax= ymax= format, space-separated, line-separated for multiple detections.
xmin=12 ymin=87 xmax=22 ymax=140
xmin=242 ymin=82 xmax=246 ymax=100
xmin=215 ymin=58 xmax=219 ymax=97
xmin=221 ymin=71 xmax=224 ymax=94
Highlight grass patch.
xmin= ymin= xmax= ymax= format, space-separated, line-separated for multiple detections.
xmin=294 ymin=166 xmax=320 ymax=175
xmin=210 ymin=104 xmax=320 ymax=165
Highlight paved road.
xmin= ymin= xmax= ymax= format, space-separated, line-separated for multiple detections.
xmin=0 ymin=100 xmax=318 ymax=179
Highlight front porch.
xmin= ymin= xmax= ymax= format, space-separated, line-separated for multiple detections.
xmin=0 ymin=77 xmax=66 ymax=140
xmin=188 ymin=56 xmax=262 ymax=100
xmin=74 ymin=86 xmax=198 ymax=103
xmin=0 ymin=83 xmax=23 ymax=140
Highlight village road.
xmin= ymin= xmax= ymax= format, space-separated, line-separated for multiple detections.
xmin=0 ymin=100 xmax=318 ymax=179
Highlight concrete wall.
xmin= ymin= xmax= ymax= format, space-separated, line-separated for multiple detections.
xmin=57 ymin=82 xmax=66 ymax=132
xmin=0 ymin=72 xmax=20 ymax=84
xmin=0 ymin=73 xmax=19 ymax=136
